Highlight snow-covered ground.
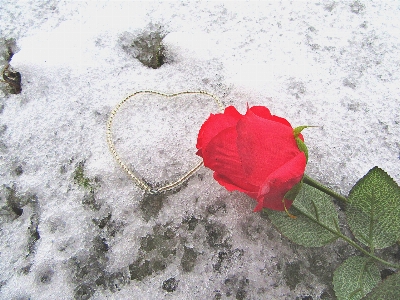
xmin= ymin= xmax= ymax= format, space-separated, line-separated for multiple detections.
xmin=1 ymin=1 xmax=399 ymax=299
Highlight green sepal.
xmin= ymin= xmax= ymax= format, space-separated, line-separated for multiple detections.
xmin=284 ymin=180 xmax=303 ymax=201
xmin=295 ymin=137 xmax=309 ymax=162
xmin=293 ymin=125 xmax=315 ymax=162
xmin=293 ymin=125 xmax=311 ymax=137
xmin=293 ymin=125 xmax=318 ymax=137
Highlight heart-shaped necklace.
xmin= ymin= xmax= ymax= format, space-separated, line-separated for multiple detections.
xmin=106 ymin=90 xmax=224 ymax=194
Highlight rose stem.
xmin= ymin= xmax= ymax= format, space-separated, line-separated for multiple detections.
xmin=302 ymin=174 xmax=348 ymax=203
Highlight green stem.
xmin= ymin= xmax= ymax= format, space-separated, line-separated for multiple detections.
xmin=303 ymin=174 xmax=348 ymax=203
xmin=292 ymin=203 xmax=400 ymax=269
xmin=338 ymin=231 xmax=399 ymax=269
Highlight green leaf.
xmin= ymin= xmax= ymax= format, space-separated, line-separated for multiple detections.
xmin=362 ymin=272 xmax=400 ymax=300
xmin=333 ymin=257 xmax=381 ymax=300
xmin=346 ymin=167 xmax=400 ymax=249
xmin=266 ymin=184 xmax=340 ymax=247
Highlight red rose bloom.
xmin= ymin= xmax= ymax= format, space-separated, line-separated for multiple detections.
xmin=196 ymin=106 xmax=307 ymax=212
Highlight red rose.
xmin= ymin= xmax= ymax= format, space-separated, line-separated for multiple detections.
xmin=196 ymin=106 xmax=307 ymax=212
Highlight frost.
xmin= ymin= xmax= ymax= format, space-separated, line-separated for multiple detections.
xmin=0 ymin=1 xmax=399 ymax=299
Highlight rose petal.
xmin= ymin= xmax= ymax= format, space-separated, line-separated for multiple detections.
xmin=255 ymin=152 xmax=306 ymax=211
xmin=213 ymin=173 xmax=258 ymax=198
xmin=196 ymin=106 xmax=242 ymax=155
xmin=248 ymin=106 xmax=293 ymax=128
xmin=248 ymin=106 xmax=272 ymax=119
xmin=268 ymin=115 xmax=293 ymax=128
xmin=236 ymin=110 xmax=302 ymax=186
xmin=202 ymin=126 xmax=259 ymax=194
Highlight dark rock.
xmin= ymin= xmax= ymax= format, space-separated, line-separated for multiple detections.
xmin=129 ymin=259 xmax=166 ymax=281
xmin=181 ymin=246 xmax=198 ymax=272
xmin=37 ymin=268 xmax=54 ymax=284
xmin=283 ymin=261 xmax=301 ymax=290
xmin=223 ymin=275 xmax=249 ymax=300
xmin=93 ymin=213 xmax=111 ymax=229
xmin=0 ymin=39 xmax=21 ymax=95
xmin=74 ymin=283 xmax=95 ymax=300
xmin=183 ymin=215 xmax=199 ymax=231
xmin=213 ymin=249 xmax=244 ymax=272
xmin=205 ymin=221 xmax=229 ymax=248
xmin=381 ymin=268 xmax=395 ymax=280
xmin=139 ymin=193 xmax=165 ymax=221
xmin=2 ymin=64 xmax=21 ymax=94
xmin=296 ymin=295 xmax=313 ymax=300
xmin=121 ymin=25 xmax=167 ymax=69
xmin=92 ymin=236 xmax=109 ymax=252
xmin=207 ymin=200 xmax=227 ymax=215
xmin=4 ymin=185 xmax=24 ymax=217
xmin=162 ymin=277 xmax=178 ymax=292
xmin=350 ymin=1 xmax=365 ymax=14
xmin=14 ymin=165 xmax=23 ymax=176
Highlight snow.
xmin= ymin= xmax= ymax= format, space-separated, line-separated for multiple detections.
xmin=0 ymin=1 xmax=399 ymax=299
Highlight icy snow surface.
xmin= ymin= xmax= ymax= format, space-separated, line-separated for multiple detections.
xmin=0 ymin=1 xmax=399 ymax=299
